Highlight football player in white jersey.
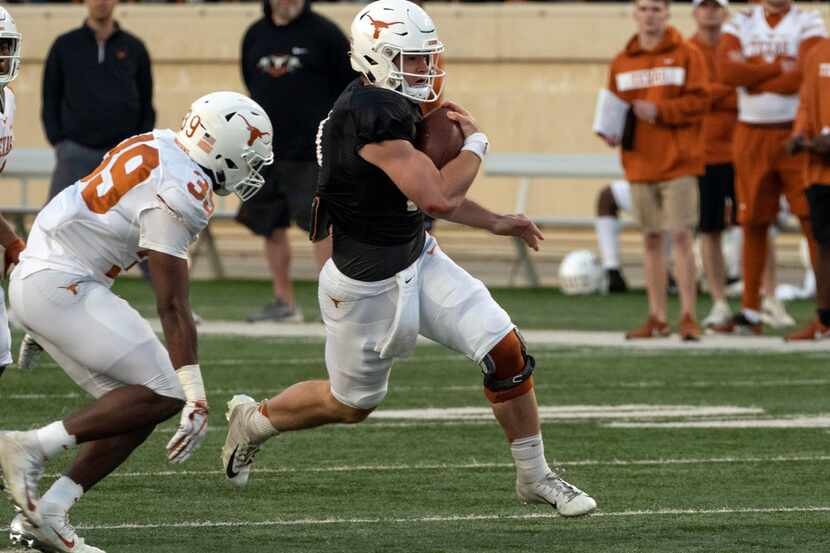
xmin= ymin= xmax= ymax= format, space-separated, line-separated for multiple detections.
xmin=0 ymin=7 xmax=27 ymax=378
xmin=0 ymin=91 xmax=273 ymax=553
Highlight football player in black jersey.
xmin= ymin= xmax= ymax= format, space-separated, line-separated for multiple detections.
xmin=222 ymin=0 xmax=597 ymax=517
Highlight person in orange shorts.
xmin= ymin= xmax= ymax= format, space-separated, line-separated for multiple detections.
xmin=713 ymin=0 xmax=826 ymax=335
xmin=785 ymin=37 xmax=830 ymax=340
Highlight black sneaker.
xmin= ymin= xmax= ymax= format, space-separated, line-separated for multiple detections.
xmin=606 ymin=268 xmax=628 ymax=293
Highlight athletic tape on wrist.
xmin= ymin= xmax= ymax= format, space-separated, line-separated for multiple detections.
xmin=177 ymin=364 xmax=206 ymax=402
xmin=461 ymin=132 xmax=489 ymax=160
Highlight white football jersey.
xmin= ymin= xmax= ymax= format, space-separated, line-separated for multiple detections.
xmin=724 ymin=6 xmax=827 ymax=123
xmin=20 ymin=129 xmax=215 ymax=284
xmin=0 ymin=87 xmax=15 ymax=172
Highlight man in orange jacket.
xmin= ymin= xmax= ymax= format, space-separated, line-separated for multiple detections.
xmin=603 ymin=0 xmax=709 ymax=341
xmin=713 ymin=0 xmax=826 ymax=335
xmin=786 ymin=37 xmax=830 ymax=340
xmin=689 ymin=0 xmax=739 ymax=328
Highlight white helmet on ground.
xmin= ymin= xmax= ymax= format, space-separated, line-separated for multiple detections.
xmin=176 ymin=91 xmax=274 ymax=202
xmin=558 ymin=250 xmax=607 ymax=295
xmin=349 ymin=0 xmax=445 ymax=103
xmin=0 ymin=7 xmax=22 ymax=85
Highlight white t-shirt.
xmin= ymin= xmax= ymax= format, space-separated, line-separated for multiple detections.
xmin=723 ymin=5 xmax=827 ymax=123
xmin=20 ymin=129 xmax=215 ymax=284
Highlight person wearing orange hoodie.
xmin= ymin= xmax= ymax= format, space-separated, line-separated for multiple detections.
xmin=603 ymin=0 xmax=709 ymax=341
xmin=713 ymin=0 xmax=826 ymax=335
xmin=689 ymin=0 xmax=739 ymax=328
xmin=785 ymin=37 xmax=830 ymax=341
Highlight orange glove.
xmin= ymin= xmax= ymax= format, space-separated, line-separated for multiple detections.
xmin=4 ymin=238 xmax=24 ymax=278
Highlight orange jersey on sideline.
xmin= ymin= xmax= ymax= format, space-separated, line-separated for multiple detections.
xmin=689 ymin=33 xmax=737 ymax=165
xmin=607 ymin=26 xmax=709 ymax=183
xmin=718 ymin=4 xmax=826 ymax=124
xmin=795 ymin=38 xmax=830 ymax=186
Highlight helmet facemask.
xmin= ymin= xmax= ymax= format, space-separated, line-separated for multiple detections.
xmin=0 ymin=16 xmax=21 ymax=86
xmin=383 ymin=46 xmax=445 ymax=103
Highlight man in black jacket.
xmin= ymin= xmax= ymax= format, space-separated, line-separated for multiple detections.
xmin=239 ymin=0 xmax=355 ymax=323
xmin=41 ymin=0 xmax=155 ymax=201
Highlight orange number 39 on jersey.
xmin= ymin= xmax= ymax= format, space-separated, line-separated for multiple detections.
xmin=81 ymin=133 xmax=160 ymax=214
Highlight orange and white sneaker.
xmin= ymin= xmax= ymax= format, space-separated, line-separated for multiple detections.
xmin=0 ymin=431 xmax=45 ymax=528
xmin=9 ymin=507 xmax=106 ymax=553
xmin=785 ymin=319 xmax=830 ymax=341
xmin=678 ymin=313 xmax=701 ymax=342
xmin=625 ymin=316 xmax=670 ymax=339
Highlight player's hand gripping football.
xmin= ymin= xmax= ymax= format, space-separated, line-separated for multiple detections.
xmin=166 ymin=400 xmax=209 ymax=463
xmin=443 ymin=101 xmax=480 ymax=138
xmin=492 ymin=214 xmax=544 ymax=251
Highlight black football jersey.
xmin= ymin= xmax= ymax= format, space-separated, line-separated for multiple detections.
xmin=314 ymin=79 xmax=426 ymax=281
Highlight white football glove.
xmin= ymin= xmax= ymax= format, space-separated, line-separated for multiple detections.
xmin=166 ymin=363 xmax=208 ymax=464
xmin=166 ymin=399 xmax=209 ymax=464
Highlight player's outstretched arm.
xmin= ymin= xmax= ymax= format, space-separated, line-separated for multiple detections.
xmin=147 ymin=250 xmax=208 ymax=464
xmin=444 ymin=199 xmax=544 ymax=251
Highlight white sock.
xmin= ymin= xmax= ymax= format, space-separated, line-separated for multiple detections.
xmin=35 ymin=422 xmax=76 ymax=459
xmin=40 ymin=476 xmax=83 ymax=515
xmin=247 ymin=401 xmax=280 ymax=444
xmin=510 ymin=433 xmax=550 ymax=484
xmin=595 ymin=217 xmax=621 ymax=270
xmin=723 ymin=226 xmax=743 ymax=280
xmin=742 ymin=308 xmax=761 ymax=324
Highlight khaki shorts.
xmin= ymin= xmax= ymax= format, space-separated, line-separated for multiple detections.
xmin=630 ymin=176 xmax=699 ymax=233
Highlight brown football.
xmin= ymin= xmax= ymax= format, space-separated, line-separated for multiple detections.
xmin=415 ymin=106 xmax=465 ymax=169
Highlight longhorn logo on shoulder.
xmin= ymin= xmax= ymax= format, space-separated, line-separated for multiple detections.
xmin=59 ymin=283 xmax=79 ymax=296
xmin=236 ymin=114 xmax=271 ymax=147
xmin=363 ymin=15 xmax=404 ymax=39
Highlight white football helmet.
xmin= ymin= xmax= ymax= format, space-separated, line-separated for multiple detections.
xmin=558 ymin=250 xmax=607 ymax=295
xmin=350 ymin=0 xmax=445 ymax=103
xmin=0 ymin=7 xmax=21 ymax=85
xmin=176 ymin=91 xmax=274 ymax=202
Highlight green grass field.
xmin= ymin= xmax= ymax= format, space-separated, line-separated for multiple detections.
xmin=1 ymin=279 xmax=828 ymax=552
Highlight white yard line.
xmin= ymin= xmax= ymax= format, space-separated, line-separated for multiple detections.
xmin=1 ymin=506 xmax=827 ymax=533
xmin=609 ymin=416 xmax=830 ymax=428
xmin=39 ymin=454 xmax=830 ymax=480
xmin=150 ymin=319 xmax=830 ymax=352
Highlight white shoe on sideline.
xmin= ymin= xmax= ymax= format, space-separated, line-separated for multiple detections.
xmin=761 ymin=297 xmax=796 ymax=328
xmin=702 ymin=300 xmax=732 ymax=328
xmin=222 ymin=395 xmax=262 ymax=489
xmin=0 ymin=432 xmax=45 ymax=528
xmin=10 ymin=506 xmax=106 ymax=553
xmin=18 ymin=334 xmax=44 ymax=371
xmin=516 ymin=472 xmax=597 ymax=517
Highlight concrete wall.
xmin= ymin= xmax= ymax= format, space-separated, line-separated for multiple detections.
xmin=6 ymin=3 xmax=830 ymax=217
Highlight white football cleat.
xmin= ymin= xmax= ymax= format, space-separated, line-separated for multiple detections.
xmin=702 ymin=300 xmax=732 ymax=328
xmin=516 ymin=473 xmax=597 ymax=517
xmin=222 ymin=395 xmax=262 ymax=489
xmin=761 ymin=297 xmax=796 ymax=328
xmin=18 ymin=334 xmax=44 ymax=371
xmin=10 ymin=507 xmax=106 ymax=553
xmin=0 ymin=431 xmax=45 ymax=528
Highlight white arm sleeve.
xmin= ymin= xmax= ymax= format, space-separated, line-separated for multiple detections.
xmin=139 ymin=207 xmax=194 ymax=260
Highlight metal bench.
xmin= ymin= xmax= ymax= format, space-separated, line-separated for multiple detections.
xmin=484 ymin=153 xmax=624 ymax=287
xmin=0 ymin=147 xmax=236 ymax=277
